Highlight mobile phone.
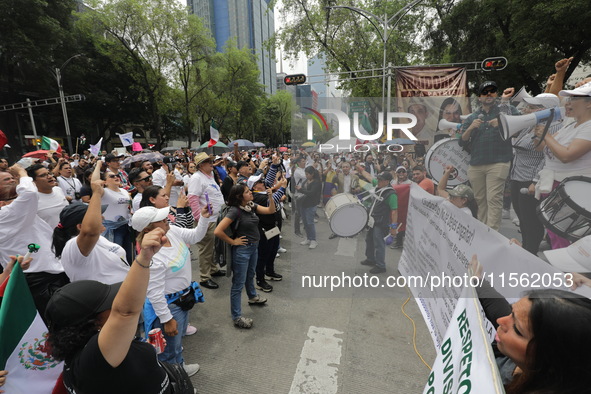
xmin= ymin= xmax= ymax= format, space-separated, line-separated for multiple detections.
xmin=204 ymin=192 xmax=213 ymax=215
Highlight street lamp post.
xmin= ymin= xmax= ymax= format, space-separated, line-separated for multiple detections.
xmin=327 ymin=1 xmax=423 ymax=114
xmin=53 ymin=54 xmax=83 ymax=155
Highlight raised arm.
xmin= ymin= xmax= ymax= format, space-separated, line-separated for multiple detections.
xmin=437 ymin=166 xmax=454 ymax=199
xmin=547 ymin=57 xmax=573 ymax=96
xmin=76 ymin=165 xmax=105 ymax=257
xmin=97 ymin=228 xmax=166 ymax=367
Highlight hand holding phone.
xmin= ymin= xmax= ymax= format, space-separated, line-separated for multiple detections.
xmin=204 ymin=192 xmax=213 ymax=215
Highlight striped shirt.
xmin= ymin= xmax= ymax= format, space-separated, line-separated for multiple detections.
xmin=510 ymin=121 xmax=563 ymax=182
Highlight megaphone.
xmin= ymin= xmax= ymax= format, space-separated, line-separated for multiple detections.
xmin=498 ymin=107 xmax=564 ymax=140
xmin=460 ymin=113 xmax=472 ymax=120
xmin=438 ymin=118 xmax=462 ymax=131
xmin=511 ymin=86 xmax=532 ymax=105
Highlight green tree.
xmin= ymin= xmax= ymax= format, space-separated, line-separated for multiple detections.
xmin=260 ymin=90 xmax=295 ymax=146
xmin=423 ymin=0 xmax=591 ymax=94
xmin=273 ymin=0 xmax=425 ymax=98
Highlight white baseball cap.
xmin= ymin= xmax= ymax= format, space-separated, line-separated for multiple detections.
xmin=130 ymin=206 xmax=169 ymax=231
xmin=247 ymin=174 xmax=264 ymax=190
xmin=523 ymin=93 xmax=560 ymax=109
xmin=544 ymin=235 xmax=591 ymax=272
xmin=559 ymin=82 xmax=591 ymax=97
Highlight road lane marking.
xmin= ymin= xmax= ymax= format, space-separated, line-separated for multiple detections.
xmin=289 ymin=326 xmax=344 ymax=394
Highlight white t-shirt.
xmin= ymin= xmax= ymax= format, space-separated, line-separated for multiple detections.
xmin=0 ymin=177 xmax=64 ymax=274
xmin=187 ymin=171 xmax=224 ymax=222
xmin=152 ymin=168 xmax=183 ymax=207
xmin=343 ymin=174 xmax=352 ymax=193
xmin=102 ymin=187 xmax=131 ymax=221
xmin=146 ymin=222 xmax=208 ymax=322
xmin=544 ymin=120 xmax=591 ymax=178
xmin=57 ymin=176 xmax=82 ymax=202
xmin=61 ymin=236 xmax=129 ymax=284
xmin=132 ymin=192 xmax=142 ymax=213
xmin=37 ymin=187 xmax=69 ymax=229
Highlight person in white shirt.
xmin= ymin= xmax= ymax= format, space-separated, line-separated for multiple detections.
xmin=102 ymin=170 xmax=133 ymax=263
xmin=55 ymin=161 xmax=83 ymax=203
xmin=131 ymin=204 xmax=210 ymax=376
xmin=291 ymin=155 xmax=307 ymax=237
xmin=152 ymin=161 xmax=184 ymax=207
xmin=391 ymin=166 xmax=413 ymax=186
xmin=27 ymin=163 xmax=68 ymax=229
xmin=128 ymin=168 xmax=153 ymax=212
xmin=0 ymin=165 xmax=69 ymax=319
xmin=187 ymin=152 xmax=225 ymax=289
xmin=52 ymin=167 xmax=130 ymax=285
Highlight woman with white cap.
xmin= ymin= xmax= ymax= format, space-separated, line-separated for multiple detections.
xmin=131 ymin=203 xmax=211 ymax=377
xmin=534 ymin=81 xmax=591 ymax=249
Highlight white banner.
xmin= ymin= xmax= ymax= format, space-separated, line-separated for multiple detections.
xmin=399 ymin=184 xmax=591 ymax=348
xmin=118 ymin=131 xmax=134 ymax=147
xmin=423 ymin=286 xmax=504 ymax=394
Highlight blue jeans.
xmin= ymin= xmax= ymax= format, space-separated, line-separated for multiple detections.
xmin=231 ymin=243 xmax=258 ymax=320
xmin=301 ymin=206 xmax=316 ymax=241
xmin=153 ymin=303 xmax=188 ymax=365
xmin=365 ymin=224 xmax=389 ymax=269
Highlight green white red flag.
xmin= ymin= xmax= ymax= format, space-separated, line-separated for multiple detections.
xmin=208 ymin=120 xmax=219 ymax=148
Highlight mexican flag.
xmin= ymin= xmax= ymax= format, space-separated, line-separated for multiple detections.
xmin=208 ymin=120 xmax=219 ymax=148
xmin=40 ymin=137 xmax=62 ymax=154
xmin=0 ymin=264 xmax=63 ymax=393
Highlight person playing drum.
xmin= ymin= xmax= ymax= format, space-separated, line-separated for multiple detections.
xmin=533 ymin=81 xmax=591 ymax=249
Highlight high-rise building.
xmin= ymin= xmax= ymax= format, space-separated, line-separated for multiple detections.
xmin=188 ymin=0 xmax=277 ymax=94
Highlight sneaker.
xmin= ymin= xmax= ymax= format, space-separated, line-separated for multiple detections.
xmin=329 ymin=233 xmax=338 ymax=239
xmin=256 ymin=280 xmax=273 ymax=292
xmin=234 ymin=316 xmax=253 ymax=329
xmin=278 ymin=246 xmax=287 ymax=253
xmin=248 ymin=295 xmax=268 ymax=304
xmin=300 ymin=239 xmax=311 ymax=245
xmin=185 ymin=324 xmax=197 ymax=336
xmin=502 ymin=209 xmax=511 ymax=219
xmin=265 ymin=272 xmax=283 ymax=281
xmin=279 ymin=235 xmax=283 ymax=239
xmin=276 ymin=253 xmax=280 ymax=258
xmin=182 ymin=363 xmax=200 ymax=377
xmin=512 ymin=217 xmax=520 ymax=226
xmin=294 ymin=232 xmax=304 ymax=238
xmin=369 ymin=266 xmax=387 ymax=274
xmin=313 ymin=218 xmax=318 ymax=223
xmin=360 ymin=259 xmax=375 ymax=266
xmin=309 ymin=240 xmax=318 ymax=249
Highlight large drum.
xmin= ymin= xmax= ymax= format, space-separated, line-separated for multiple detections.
xmin=424 ymin=138 xmax=470 ymax=186
xmin=537 ymin=176 xmax=591 ymax=242
xmin=324 ymin=193 xmax=368 ymax=237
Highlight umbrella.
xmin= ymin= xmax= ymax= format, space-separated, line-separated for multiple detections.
xmin=120 ymin=152 xmax=164 ymax=167
xmin=23 ymin=150 xmax=61 ymax=159
xmin=301 ymin=141 xmax=316 ymax=147
xmin=384 ymin=138 xmax=416 ymax=145
xmin=197 ymin=141 xmax=231 ymax=155
xmin=161 ymin=147 xmax=183 ymax=153
xmin=278 ymin=147 xmax=288 ymax=152
xmin=230 ymin=139 xmax=255 ymax=149
xmin=253 ymin=142 xmax=266 ymax=148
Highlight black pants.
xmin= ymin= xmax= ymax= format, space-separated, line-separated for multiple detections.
xmin=25 ymin=272 xmax=70 ymax=324
xmin=510 ymin=180 xmax=544 ymax=255
xmin=256 ymin=227 xmax=280 ymax=281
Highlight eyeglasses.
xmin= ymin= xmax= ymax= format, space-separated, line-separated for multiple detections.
xmin=481 ymin=88 xmax=497 ymax=95
xmin=36 ymin=172 xmax=53 ymax=178
xmin=138 ymin=175 xmax=152 ymax=182
xmin=396 ymin=170 xmax=406 ymax=174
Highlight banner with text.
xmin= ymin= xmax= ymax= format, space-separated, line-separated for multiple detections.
xmin=399 ymin=184 xmax=591 ymax=348
xmin=423 ymin=286 xmax=505 ymax=394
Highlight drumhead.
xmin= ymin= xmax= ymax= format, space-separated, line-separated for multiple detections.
xmin=563 ymin=179 xmax=591 ymax=211
xmin=325 ymin=193 xmax=368 ymax=237
xmin=424 ymin=138 xmax=470 ymax=186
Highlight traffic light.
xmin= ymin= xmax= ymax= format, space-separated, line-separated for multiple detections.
xmin=481 ymin=57 xmax=508 ymax=71
xmin=284 ymin=74 xmax=306 ymax=86
xmin=36 ymin=138 xmax=41 ymax=146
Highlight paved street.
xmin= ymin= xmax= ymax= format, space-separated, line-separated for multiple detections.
xmin=183 ymin=206 xmax=521 ymax=394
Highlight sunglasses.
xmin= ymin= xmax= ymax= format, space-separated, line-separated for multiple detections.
xmin=481 ymin=88 xmax=497 ymax=95
xmin=397 ymin=170 xmax=407 ymax=173
xmin=138 ymin=175 xmax=152 ymax=182
xmin=108 ymin=174 xmax=120 ymax=179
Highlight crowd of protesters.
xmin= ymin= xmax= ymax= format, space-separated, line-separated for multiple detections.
xmin=1 ymin=56 xmax=591 ymax=393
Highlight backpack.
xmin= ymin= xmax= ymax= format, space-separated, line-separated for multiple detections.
xmin=215 ymin=204 xmax=241 ymax=274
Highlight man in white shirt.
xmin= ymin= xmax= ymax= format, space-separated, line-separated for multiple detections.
xmin=152 ymin=160 xmax=184 ymax=207
xmin=188 ymin=152 xmax=225 ymax=289
xmin=292 ymin=155 xmax=307 ymax=237
xmin=28 ymin=163 xmax=69 ymax=229
xmin=0 ymin=165 xmax=69 ymax=319
xmin=128 ymin=168 xmax=153 ymax=212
